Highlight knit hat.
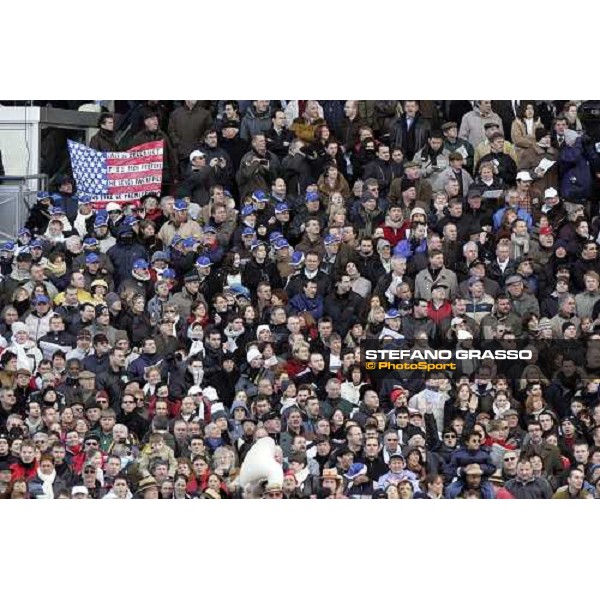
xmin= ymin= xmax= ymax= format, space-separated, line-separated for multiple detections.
xmin=11 ymin=322 xmax=28 ymax=335
xmin=538 ymin=318 xmax=552 ymax=331
xmin=246 ymin=347 xmax=262 ymax=363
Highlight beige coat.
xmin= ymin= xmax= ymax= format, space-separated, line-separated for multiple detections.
xmin=511 ymin=118 xmax=544 ymax=163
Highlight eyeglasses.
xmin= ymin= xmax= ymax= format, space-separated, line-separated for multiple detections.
xmin=504 ymin=456 xmax=516 ymax=462
xmin=443 ymin=434 xmax=457 ymax=439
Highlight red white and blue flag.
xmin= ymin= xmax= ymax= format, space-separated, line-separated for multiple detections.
xmin=67 ymin=139 xmax=164 ymax=205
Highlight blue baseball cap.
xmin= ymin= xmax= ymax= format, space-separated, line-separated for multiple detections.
xmin=30 ymin=239 xmax=43 ymax=249
xmin=290 ymin=251 xmax=305 ymax=266
xmin=161 ymin=268 xmax=176 ymax=279
xmin=83 ymin=238 xmax=98 ymax=247
xmin=274 ymin=238 xmax=290 ymax=250
xmin=94 ymin=213 xmax=109 ymax=227
xmin=250 ymin=240 xmax=267 ymax=251
xmin=305 ymin=191 xmax=319 ymax=203
xmin=34 ymin=295 xmax=50 ymax=304
xmin=324 ymin=234 xmax=338 ymax=246
xmin=50 ymin=207 xmax=65 ymax=215
xmin=18 ymin=228 xmax=31 ymax=237
xmin=203 ymin=226 xmax=217 ymax=234
xmin=133 ymin=259 xmax=149 ymax=270
xmin=174 ymin=199 xmax=188 ymax=211
xmin=182 ymin=237 xmax=197 ymax=249
xmin=85 ymin=253 xmax=100 ymax=264
xmin=37 ymin=191 xmax=52 ymax=202
xmin=274 ymin=203 xmax=289 ymax=214
xmin=1 ymin=242 xmax=15 ymax=252
xmin=269 ymin=232 xmax=283 ymax=243
xmin=241 ymin=227 xmax=256 ymax=237
xmin=170 ymin=235 xmax=183 ymax=247
xmin=123 ymin=215 xmax=139 ymax=226
xmin=78 ymin=195 xmax=92 ymax=205
xmin=385 ymin=309 xmax=400 ymax=319
xmin=196 ymin=256 xmax=212 ymax=268
xmin=252 ymin=190 xmax=268 ymax=203
xmin=228 ymin=284 xmax=250 ymax=299
xmin=241 ymin=206 xmax=255 ymax=217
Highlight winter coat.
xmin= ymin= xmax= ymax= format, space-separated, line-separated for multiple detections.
xmin=458 ymin=107 xmax=503 ymax=147
xmin=444 ymin=447 xmax=496 ymax=481
xmin=389 ymin=114 xmax=431 ymax=160
xmin=25 ymin=311 xmax=55 ymax=341
xmin=176 ymin=166 xmax=215 ymax=206
xmin=240 ymin=106 xmax=272 ymax=142
xmin=89 ymin=129 xmax=119 ymax=152
xmin=558 ymin=137 xmax=592 ymax=202
xmin=168 ymin=103 xmax=213 ymax=160
xmin=414 ymin=268 xmax=458 ymax=301
xmin=504 ymin=476 xmax=552 ymax=499
xmin=106 ymin=233 xmax=148 ymax=287
xmin=237 ymin=149 xmax=280 ymax=199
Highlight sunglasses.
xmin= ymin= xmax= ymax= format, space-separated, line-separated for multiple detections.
xmin=504 ymin=456 xmax=516 ymax=462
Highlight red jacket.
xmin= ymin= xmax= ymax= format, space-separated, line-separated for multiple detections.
xmin=427 ymin=300 xmax=452 ymax=325
xmin=10 ymin=459 xmax=38 ymax=482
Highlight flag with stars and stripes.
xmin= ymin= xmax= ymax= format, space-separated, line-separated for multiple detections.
xmin=67 ymin=139 xmax=164 ymax=204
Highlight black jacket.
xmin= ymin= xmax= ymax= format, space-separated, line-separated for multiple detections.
xmin=89 ymin=129 xmax=119 ymax=152
xmin=389 ymin=113 xmax=431 ymax=160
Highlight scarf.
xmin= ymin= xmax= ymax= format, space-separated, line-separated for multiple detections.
xmin=36 ymin=468 xmax=56 ymax=499
xmin=45 ymin=260 xmax=67 ymax=277
xmin=510 ymin=233 xmax=530 ymax=259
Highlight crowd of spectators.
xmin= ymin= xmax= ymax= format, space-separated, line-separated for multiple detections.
xmin=1 ymin=99 xmax=600 ymax=499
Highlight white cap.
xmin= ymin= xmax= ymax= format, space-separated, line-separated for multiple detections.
xmin=410 ymin=207 xmax=427 ymax=219
xmin=256 ymin=324 xmax=271 ymax=337
xmin=189 ymin=150 xmax=206 ymax=162
xmin=457 ymin=329 xmax=473 ymax=340
xmin=516 ymin=171 xmax=532 ymax=181
xmin=450 ymin=317 xmax=465 ymax=327
xmin=202 ymin=387 xmax=218 ymax=403
xmin=246 ymin=347 xmax=262 ymax=364
xmin=106 ymin=202 xmax=122 ymax=212
xmin=71 ymin=486 xmax=89 ymax=497
xmin=544 ymin=187 xmax=559 ymax=199
xmin=11 ymin=321 xmax=29 ymax=335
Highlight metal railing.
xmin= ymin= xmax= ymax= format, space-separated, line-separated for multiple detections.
xmin=0 ymin=174 xmax=48 ymax=241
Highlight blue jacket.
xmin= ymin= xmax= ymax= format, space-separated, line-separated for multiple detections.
xmin=445 ymin=478 xmax=495 ymax=499
xmin=444 ymin=447 xmax=496 ymax=482
xmin=559 ymin=138 xmax=592 ymax=201
xmin=393 ymin=237 xmax=427 ymax=259
xmin=128 ymin=352 xmax=163 ymax=381
xmin=493 ymin=206 xmax=533 ymax=231
xmin=289 ymin=293 xmax=324 ymax=320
